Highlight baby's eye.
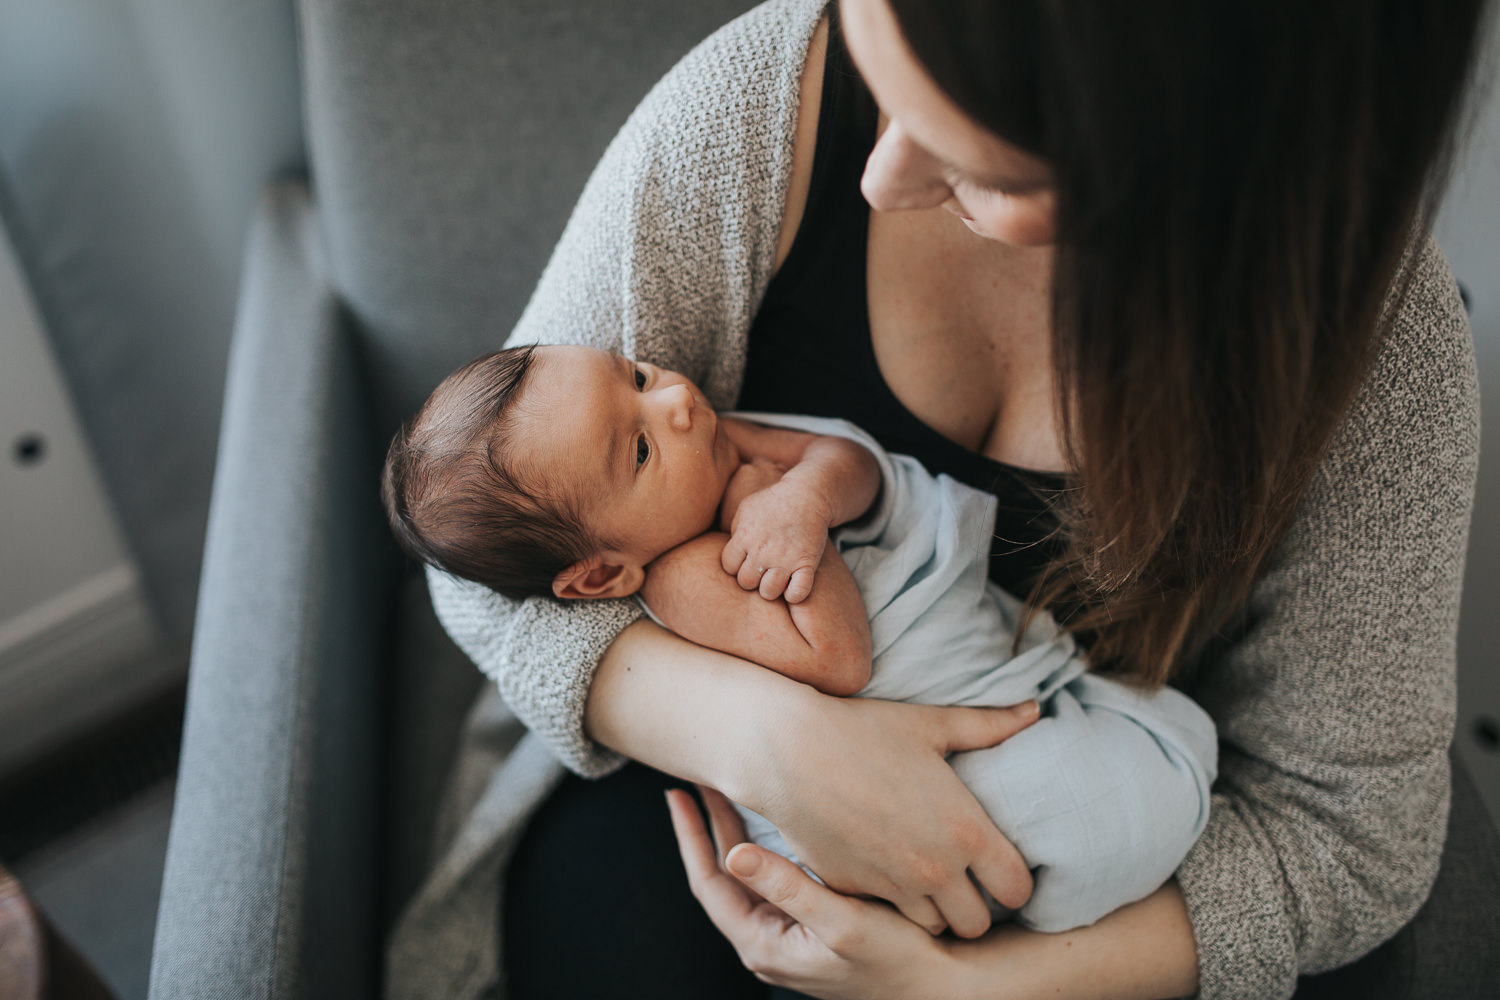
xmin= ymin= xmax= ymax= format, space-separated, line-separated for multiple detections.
xmin=635 ymin=435 xmax=650 ymax=469
xmin=634 ymin=366 xmax=647 ymax=390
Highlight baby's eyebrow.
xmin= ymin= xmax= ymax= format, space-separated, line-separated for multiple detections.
xmin=601 ymin=352 xmax=635 ymax=483
xmin=603 ymin=423 xmax=620 ymax=484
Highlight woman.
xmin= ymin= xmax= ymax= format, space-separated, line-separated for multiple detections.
xmin=416 ymin=0 xmax=1487 ymax=997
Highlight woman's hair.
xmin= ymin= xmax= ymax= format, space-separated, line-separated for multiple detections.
xmin=381 ymin=345 xmax=602 ymax=600
xmin=887 ymin=0 xmax=1492 ymax=685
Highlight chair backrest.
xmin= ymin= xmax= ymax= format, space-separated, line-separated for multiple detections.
xmin=299 ymin=0 xmax=762 ymax=429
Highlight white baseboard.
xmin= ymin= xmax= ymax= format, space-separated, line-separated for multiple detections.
xmin=0 ymin=563 xmax=175 ymax=774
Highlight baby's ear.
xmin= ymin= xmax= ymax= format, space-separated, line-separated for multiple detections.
xmin=552 ymin=553 xmax=645 ymax=600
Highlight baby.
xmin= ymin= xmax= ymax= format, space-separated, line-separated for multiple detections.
xmin=384 ymin=342 xmax=1218 ymax=932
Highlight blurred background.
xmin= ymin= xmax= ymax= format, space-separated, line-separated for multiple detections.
xmin=0 ymin=1 xmax=1495 ymax=997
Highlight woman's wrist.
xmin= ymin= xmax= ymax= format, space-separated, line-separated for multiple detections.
xmin=584 ymin=617 xmax=818 ymax=798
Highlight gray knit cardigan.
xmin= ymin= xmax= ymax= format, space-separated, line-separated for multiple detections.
xmin=388 ymin=2 xmax=1481 ymax=998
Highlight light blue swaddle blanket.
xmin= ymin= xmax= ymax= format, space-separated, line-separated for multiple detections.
xmin=644 ymin=412 xmax=1218 ymax=932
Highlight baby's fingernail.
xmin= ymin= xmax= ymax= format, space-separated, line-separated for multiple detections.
xmin=1019 ymin=700 xmax=1040 ymax=720
xmin=727 ymin=846 xmax=762 ymax=878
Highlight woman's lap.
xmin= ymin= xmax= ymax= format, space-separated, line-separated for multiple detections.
xmin=503 ymin=761 xmax=774 ymax=999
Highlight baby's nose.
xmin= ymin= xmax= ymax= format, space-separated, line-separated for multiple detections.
xmin=664 ymin=383 xmax=695 ymax=431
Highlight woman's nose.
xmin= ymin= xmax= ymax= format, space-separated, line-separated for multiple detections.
xmin=860 ymin=120 xmax=951 ymax=213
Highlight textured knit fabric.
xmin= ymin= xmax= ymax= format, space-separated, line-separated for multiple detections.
xmin=408 ymin=0 xmax=1480 ymax=996
xmin=696 ymin=413 xmax=1217 ymax=932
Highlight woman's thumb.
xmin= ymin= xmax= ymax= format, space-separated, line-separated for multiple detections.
xmin=934 ymin=701 xmax=1041 ymax=754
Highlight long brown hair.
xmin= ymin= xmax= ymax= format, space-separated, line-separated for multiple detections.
xmin=887 ymin=0 xmax=1491 ymax=685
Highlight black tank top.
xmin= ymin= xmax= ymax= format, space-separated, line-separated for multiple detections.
xmin=737 ymin=14 xmax=1068 ymax=602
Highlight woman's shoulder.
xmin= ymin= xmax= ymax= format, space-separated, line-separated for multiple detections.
xmin=510 ymin=0 xmax=829 ymax=402
xmin=1343 ymin=231 xmax=1478 ymax=459
xmin=616 ymin=0 xmax=827 ymax=173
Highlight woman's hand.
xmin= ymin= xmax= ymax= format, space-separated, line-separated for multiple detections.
xmin=729 ymin=690 xmax=1040 ymax=938
xmin=667 ymin=786 xmax=963 ymax=1000
xmin=670 ymin=787 xmax=1202 ymax=1000
xmin=587 ymin=623 xmax=1037 ymax=937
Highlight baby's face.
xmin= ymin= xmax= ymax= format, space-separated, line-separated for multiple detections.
xmin=508 ymin=345 xmax=739 ymax=567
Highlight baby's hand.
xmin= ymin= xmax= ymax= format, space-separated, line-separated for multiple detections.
xmin=717 ymin=457 xmax=787 ymax=533
xmin=720 ymin=472 xmax=833 ymax=604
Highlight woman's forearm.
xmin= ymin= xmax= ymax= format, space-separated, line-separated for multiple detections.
xmin=583 ymin=617 xmax=812 ymax=802
xmin=947 ymin=881 xmax=1199 ymax=1000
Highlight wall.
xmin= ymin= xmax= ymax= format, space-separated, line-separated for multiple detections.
xmin=0 ymin=0 xmax=303 ymax=653
xmin=1440 ymin=5 xmax=1500 ymax=824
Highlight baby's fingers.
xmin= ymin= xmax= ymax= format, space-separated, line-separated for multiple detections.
xmin=737 ymin=559 xmax=765 ymax=592
xmin=721 ymin=537 xmax=749 ymax=578
xmin=783 ymin=567 xmax=816 ymax=604
xmin=759 ymin=567 xmax=791 ymax=601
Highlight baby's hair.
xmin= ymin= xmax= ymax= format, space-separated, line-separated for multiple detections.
xmin=381 ymin=344 xmax=601 ymax=600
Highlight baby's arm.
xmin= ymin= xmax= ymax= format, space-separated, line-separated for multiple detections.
xmin=640 ymin=531 xmax=873 ymax=696
xmin=718 ymin=417 xmax=881 ymax=604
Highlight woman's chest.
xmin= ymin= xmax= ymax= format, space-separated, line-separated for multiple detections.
xmin=865 ymin=208 xmax=1066 ymax=473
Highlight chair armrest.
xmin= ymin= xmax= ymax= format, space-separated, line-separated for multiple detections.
xmin=149 ymin=180 xmax=397 ymax=1000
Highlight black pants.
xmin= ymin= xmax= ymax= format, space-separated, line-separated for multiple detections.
xmin=504 ymin=761 xmax=812 ymax=999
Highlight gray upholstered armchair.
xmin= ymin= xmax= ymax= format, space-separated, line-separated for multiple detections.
xmin=148 ymin=1 xmax=1499 ymax=997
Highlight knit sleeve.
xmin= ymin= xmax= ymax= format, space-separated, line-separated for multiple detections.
xmin=1174 ymin=235 xmax=1480 ymax=999
xmin=426 ymin=0 xmax=826 ymax=777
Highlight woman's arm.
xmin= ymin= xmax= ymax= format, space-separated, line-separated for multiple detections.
xmin=1172 ymin=236 xmax=1478 ymax=999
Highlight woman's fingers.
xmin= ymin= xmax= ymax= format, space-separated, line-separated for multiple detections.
xmin=694 ymin=786 xmax=959 ymax=939
xmin=884 ymin=893 xmax=949 ymax=937
xmin=919 ymin=702 xmax=1041 ymax=911
xmin=968 ymin=839 xmax=1035 ymax=911
xmin=725 ymin=844 xmax=865 ymax=955
xmin=931 ymin=701 xmax=1041 ymax=755
xmin=731 ymin=695 xmax=1043 ymax=947
xmin=672 ymin=783 xmax=961 ymax=1000
xmin=665 ymin=789 xmax=758 ymax=921
xmin=930 ymin=879 xmax=994 ymax=939
xmin=697 ymin=787 xmax=753 ymax=866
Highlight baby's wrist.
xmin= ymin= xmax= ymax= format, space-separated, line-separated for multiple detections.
xmin=775 ymin=473 xmax=837 ymax=528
